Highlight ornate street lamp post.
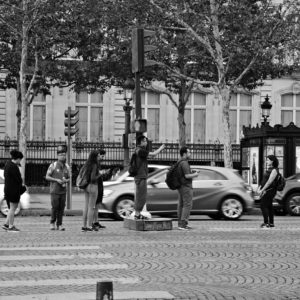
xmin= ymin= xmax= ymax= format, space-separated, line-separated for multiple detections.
xmin=123 ymin=77 xmax=135 ymax=167
xmin=261 ymin=95 xmax=272 ymax=125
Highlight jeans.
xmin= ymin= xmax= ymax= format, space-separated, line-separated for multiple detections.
xmin=177 ymin=185 xmax=193 ymax=226
xmin=83 ymin=183 xmax=98 ymax=227
xmin=50 ymin=193 xmax=66 ymax=226
xmin=134 ymin=178 xmax=147 ymax=212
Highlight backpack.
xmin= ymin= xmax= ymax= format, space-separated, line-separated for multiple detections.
xmin=128 ymin=152 xmax=138 ymax=177
xmin=165 ymin=161 xmax=181 ymax=190
xmin=76 ymin=165 xmax=89 ymax=189
xmin=276 ymin=172 xmax=286 ymax=191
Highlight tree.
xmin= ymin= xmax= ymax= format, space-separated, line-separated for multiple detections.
xmin=117 ymin=0 xmax=299 ymax=167
xmin=0 ymin=0 xmax=130 ymax=178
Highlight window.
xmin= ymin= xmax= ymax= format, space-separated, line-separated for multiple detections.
xmin=28 ymin=93 xmax=46 ymax=139
xmin=186 ymin=92 xmax=207 ymax=143
xmin=195 ymin=169 xmax=226 ymax=180
xmin=230 ymin=93 xmax=252 ymax=143
xmin=141 ymin=92 xmax=160 ymax=141
xmin=32 ymin=106 xmax=46 ymax=139
xmin=76 ymin=91 xmax=103 ymax=141
xmin=281 ymin=93 xmax=300 ymax=126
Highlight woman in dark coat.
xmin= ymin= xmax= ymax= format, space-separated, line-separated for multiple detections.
xmin=257 ymin=155 xmax=279 ymax=228
xmin=2 ymin=150 xmax=24 ymax=232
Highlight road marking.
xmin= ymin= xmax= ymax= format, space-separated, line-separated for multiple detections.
xmin=0 ymin=253 xmax=112 ymax=260
xmin=0 ymin=277 xmax=139 ymax=287
xmin=0 ymin=291 xmax=174 ymax=300
xmin=0 ymin=246 xmax=102 ymax=251
xmin=0 ymin=263 xmax=128 ymax=272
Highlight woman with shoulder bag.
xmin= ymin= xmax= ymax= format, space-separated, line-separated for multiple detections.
xmin=257 ymin=155 xmax=279 ymax=228
xmin=82 ymin=150 xmax=101 ymax=232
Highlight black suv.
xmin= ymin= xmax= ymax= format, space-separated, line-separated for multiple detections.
xmin=273 ymin=173 xmax=300 ymax=216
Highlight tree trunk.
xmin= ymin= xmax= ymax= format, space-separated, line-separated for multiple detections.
xmin=16 ymin=79 xmax=22 ymax=140
xmin=177 ymin=93 xmax=186 ymax=147
xmin=218 ymin=85 xmax=233 ymax=168
xmin=19 ymin=0 xmax=29 ymax=180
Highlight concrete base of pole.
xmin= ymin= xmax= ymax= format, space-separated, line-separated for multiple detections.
xmin=96 ymin=281 xmax=113 ymax=300
xmin=124 ymin=218 xmax=173 ymax=231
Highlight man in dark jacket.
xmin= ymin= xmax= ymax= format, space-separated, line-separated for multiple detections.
xmin=134 ymin=135 xmax=165 ymax=220
xmin=177 ymin=146 xmax=199 ymax=230
xmin=2 ymin=150 xmax=24 ymax=232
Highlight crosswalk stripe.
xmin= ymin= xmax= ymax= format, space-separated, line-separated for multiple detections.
xmin=0 ymin=277 xmax=139 ymax=287
xmin=0 ymin=291 xmax=175 ymax=300
xmin=0 ymin=253 xmax=112 ymax=260
xmin=0 ymin=263 xmax=128 ymax=272
xmin=0 ymin=246 xmax=101 ymax=251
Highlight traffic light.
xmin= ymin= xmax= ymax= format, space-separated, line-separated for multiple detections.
xmin=64 ymin=107 xmax=79 ymax=138
xmin=134 ymin=119 xmax=147 ymax=133
xmin=132 ymin=28 xmax=157 ymax=73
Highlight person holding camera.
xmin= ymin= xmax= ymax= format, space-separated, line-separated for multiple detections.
xmin=177 ymin=146 xmax=199 ymax=231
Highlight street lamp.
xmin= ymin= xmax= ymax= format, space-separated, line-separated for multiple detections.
xmin=261 ymin=95 xmax=272 ymax=125
xmin=123 ymin=77 xmax=135 ymax=167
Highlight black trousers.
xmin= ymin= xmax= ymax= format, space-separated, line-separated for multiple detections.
xmin=260 ymin=189 xmax=276 ymax=224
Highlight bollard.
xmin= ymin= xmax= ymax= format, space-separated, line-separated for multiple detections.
xmin=96 ymin=281 xmax=113 ymax=300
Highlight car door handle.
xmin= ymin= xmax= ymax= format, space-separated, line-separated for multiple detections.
xmin=213 ymin=182 xmax=222 ymax=186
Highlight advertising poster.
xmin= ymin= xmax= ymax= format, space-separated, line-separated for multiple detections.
xmin=250 ymin=147 xmax=259 ymax=187
xmin=296 ymin=146 xmax=300 ymax=173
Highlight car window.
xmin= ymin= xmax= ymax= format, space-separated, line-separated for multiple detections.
xmin=151 ymin=170 xmax=167 ymax=183
xmin=196 ymin=169 xmax=227 ymax=180
xmin=0 ymin=176 xmax=3 ymax=184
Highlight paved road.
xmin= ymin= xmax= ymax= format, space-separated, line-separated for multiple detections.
xmin=0 ymin=215 xmax=300 ymax=300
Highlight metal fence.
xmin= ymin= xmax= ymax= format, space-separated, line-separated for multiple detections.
xmin=0 ymin=138 xmax=241 ymax=186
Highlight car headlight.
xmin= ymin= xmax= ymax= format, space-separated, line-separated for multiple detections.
xmin=103 ymin=189 xmax=113 ymax=198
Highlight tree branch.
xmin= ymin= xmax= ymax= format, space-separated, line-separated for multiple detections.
xmin=144 ymin=84 xmax=178 ymax=108
xmin=149 ymin=0 xmax=216 ymax=60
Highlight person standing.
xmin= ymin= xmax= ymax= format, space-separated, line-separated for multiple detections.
xmin=257 ymin=155 xmax=279 ymax=228
xmin=82 ymin=150 xmax=101 ymax=232
xmin=45 ymin=146 xmax=70 ymax=231
xmin=133 ymin=135 xmax=165 ymax=220
xmin=2 ymin=150 xmax=24 ymax=232
xmin=177 ymin=146 xmax=199 ymax=231
xmin=92 ymin=149 xmax=108 ymax=230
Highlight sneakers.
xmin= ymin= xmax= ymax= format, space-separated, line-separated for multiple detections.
xmin=134 ymin=214 xmax=149 ymax=220
xmin=57 ymin=225 xmax=65 ymax=231
xmin=50 ymin=223 xmax=55 ymax=230
xmin=85 ymin=226 xmax=98 ymax=232
xmin=81 ymin=227 xmax=87 ymax=232
xmin=7 ymin=226 xmax=20 ymax=232
xmin=93 ymin=222 xmax=106 ymax=229
xmin=2 ymin=224 xmax=8 ymax=230
xmin=260 ymin=223 xmax=270 ymax=228
xmin=178 ymin=226 xmax=190 ymax=231
xmin=269 ymin=224 xmax=275 ymax=228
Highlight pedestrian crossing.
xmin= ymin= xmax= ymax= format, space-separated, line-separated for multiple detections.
xmin=0 ymin=244 xmax=140 ymax=299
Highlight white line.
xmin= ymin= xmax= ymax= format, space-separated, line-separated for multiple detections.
xmin=0 ymin=264 xmax=128 ymax=272
xmin=0 ymin=253 xmax=112 ymax=261
xmin=0 ymin=291 xmax=174 ymax=300
xmin=0 ymin=246 xmax=101 ymax=251
xmin=0 ymin=277 xmax=139 ymax=287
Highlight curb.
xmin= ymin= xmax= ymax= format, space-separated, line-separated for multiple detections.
xmin=20 ymin=209 xmax=83 ymax=217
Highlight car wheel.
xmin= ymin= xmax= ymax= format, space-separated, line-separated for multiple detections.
xmin=0 ymin=199 xmax=21 ymax=217
xmin=220 ymin=197 xmax=243 ymax=220
xmin=208 ymin=214 xmax=222 ymax=220
xmin=285 ymin=193 xmax=300 ymax=216
xmin=113 ymin=196 xmax=135 ymax=220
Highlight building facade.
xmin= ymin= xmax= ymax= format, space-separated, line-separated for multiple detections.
xmin=1 ymin=73 xmax=300 ymax=144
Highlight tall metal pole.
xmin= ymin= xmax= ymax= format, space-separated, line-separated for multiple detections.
xmin=66 ymin=106 xmax=72 ymax=210
xmin=135 ymin=72 xmax=142 ymax=141
xmin=123 ymin=102 xmax=132 ymax=167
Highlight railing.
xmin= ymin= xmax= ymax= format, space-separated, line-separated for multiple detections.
xmin=0 ymin=138 xmax=241 ymax=186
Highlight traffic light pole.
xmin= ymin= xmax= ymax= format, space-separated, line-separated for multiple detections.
xmin=135 ymin=72 xmax=142 ymax=140
xmin=66 ymin=106 xmax=72 ymax=210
